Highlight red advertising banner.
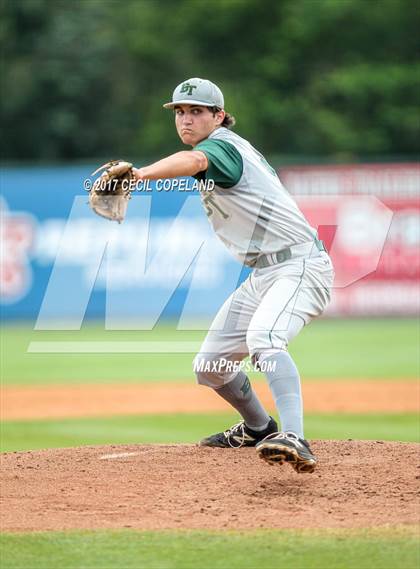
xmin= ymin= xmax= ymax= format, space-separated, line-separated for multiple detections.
xmin=292 ymin=165 xmax=420 ymax=316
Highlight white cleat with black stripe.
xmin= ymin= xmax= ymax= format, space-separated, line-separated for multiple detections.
xmin=256 ymin=431 xmax=317 ymax=473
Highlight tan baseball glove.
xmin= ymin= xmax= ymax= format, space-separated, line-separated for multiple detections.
xmin=89 ymin=160 xmax=136 ymax=223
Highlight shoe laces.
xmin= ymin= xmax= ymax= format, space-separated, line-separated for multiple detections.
xmin=284 ymin=431 xmax=299 ymax=440
xmin=224 ymin=421 xmax=248 ymax=448
xmin=284 ymin=432 xmax=310 ymax=447
xmin=275 ymin=431 xmax=311 ymax=449
xmin=263 ymin=431 xmax=301 ymax=443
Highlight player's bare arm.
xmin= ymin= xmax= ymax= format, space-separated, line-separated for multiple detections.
xmin=133 ymin=150 xmax=208 ymax=181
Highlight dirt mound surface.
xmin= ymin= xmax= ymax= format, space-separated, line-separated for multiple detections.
xmin=1 ymin=441 xmax=419 ymax=532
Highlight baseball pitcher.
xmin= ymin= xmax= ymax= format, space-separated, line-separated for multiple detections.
xmin=91 ymin=78 xmax=335 ymax=473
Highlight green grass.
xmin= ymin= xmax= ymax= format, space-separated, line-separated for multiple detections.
xmin=0 ymin=528 xmax=418 ymax=569
xmin=1 ymin=412 xmax=418 ymax=452
xmin=1 ymin=318 xmax=419 ymax=385
xmin=2 ymin=320 xmax=418 ymax=569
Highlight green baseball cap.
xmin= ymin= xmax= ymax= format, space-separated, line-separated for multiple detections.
xmin=163 ymin=78 xmax=224 ymax=109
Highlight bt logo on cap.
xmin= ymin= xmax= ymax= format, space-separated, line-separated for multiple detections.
xmin=180 ymin=82 xmax=197 ymax=96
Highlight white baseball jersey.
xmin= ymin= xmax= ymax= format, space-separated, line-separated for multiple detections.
xmin=193 ymin=126 xmax=334 ymax=378
xmin=194 ymin=127 xmax=317 ymax=266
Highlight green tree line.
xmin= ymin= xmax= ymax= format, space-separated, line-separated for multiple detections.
xmin=1 ymin=0 xmax=419 ymax=163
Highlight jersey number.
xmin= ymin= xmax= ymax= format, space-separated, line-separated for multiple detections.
xmin=202 ymin=194 xmax=230 ymax=219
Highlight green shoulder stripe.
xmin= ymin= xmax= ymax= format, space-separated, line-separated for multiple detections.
xmin=194 ymin=139 xmax=243 ymax=188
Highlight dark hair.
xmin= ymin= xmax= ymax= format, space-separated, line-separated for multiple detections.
xmin=210 ymin=106 xmax=236 ymax=129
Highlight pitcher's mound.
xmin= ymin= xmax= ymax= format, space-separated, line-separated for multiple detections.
xmin=1 ymin=440 xmax=419 ymax=531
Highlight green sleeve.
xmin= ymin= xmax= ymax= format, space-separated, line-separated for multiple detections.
xmin=193 ymin=139 xmax=243 ymax=188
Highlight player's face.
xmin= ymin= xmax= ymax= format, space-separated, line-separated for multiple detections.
xmin=174 ymin=105 xmax=224 ymax=146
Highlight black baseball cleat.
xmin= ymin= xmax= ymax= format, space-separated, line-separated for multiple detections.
xmin=256 ymin=431 xmax=317 ymax=473
xmin=198 ymin=417 xmax=278 ymax=449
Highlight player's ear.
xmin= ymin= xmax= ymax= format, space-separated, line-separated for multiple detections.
xmin=216 ymin=110 xmax=225 ymax=125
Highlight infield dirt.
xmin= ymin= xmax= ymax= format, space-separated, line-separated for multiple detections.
xmin=1 ymin=441 xmax=419 ymax=532
xmin=2 ymin=380 xmax=418 ymax=420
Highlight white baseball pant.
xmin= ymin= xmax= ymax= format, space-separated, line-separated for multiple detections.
xmin=194 ymin=251 xmax=334 ymax=387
